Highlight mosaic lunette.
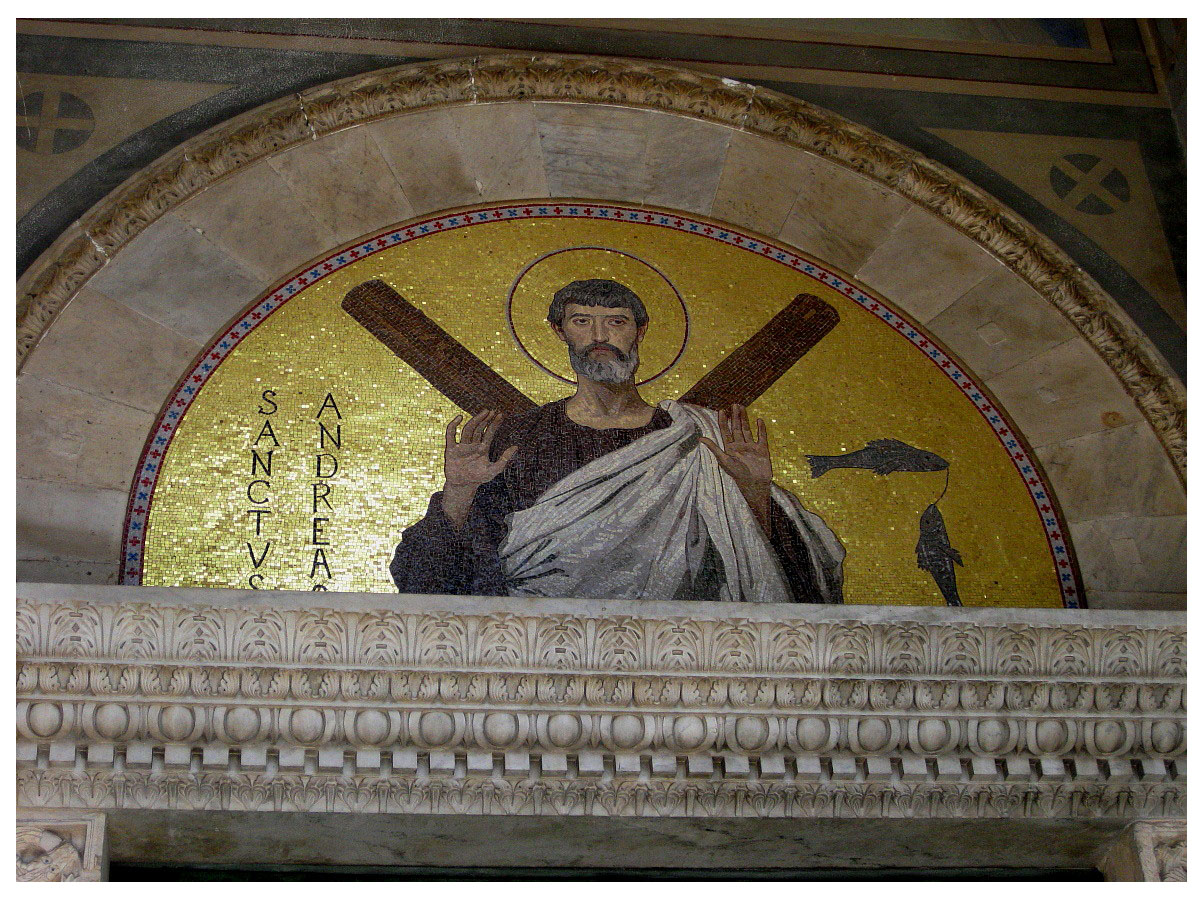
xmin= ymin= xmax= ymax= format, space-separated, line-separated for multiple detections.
xmin=137 ymin=206 xmax=1074 ymax=607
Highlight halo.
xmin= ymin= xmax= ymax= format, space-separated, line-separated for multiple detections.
xmin=505 ymin=246 xmax=689 ymax=386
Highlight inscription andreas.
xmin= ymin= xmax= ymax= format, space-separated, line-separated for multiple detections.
xmin=310 ymin=392 xmax=342 ymax=590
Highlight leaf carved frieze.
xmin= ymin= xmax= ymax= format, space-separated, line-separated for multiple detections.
xmin=14 ymin=55 xmax=1184 ymax=479
xmin=15 ymin=594 xmax=1186 ymax=820
xmin=15 ymin=768 xmax=1185 ymax=821
xmin=15 ymin=600 xmax=1188 ymax=677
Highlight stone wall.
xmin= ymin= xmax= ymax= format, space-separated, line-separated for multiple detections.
xmin=15 ymin=56 xmax=1185 ymax=609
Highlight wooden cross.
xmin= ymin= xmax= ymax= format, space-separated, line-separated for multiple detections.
xmin=342 ymin=279 xmax=839 ymax=415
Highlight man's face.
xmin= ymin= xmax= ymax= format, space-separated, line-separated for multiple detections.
xmin=553 ymin=303 xmax=647 ymax=384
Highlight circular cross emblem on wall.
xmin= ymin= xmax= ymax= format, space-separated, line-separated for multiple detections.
xmin=1048 ymin=153 xmax=1131 ymax=215
xmin=16 ymin=90 xmax=95 ymax=155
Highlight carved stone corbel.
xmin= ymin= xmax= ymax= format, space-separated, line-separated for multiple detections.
xmin=16 ymin=808 xmax=107 ymax=882
xmin=1099 ymin=819 xmax=1187 ymax=881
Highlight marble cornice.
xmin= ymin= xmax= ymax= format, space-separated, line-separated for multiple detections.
xmin=15 ymin=584 xmax=1185 ymax=821
xmin=13 ymin=54 xmax=1184 ymax=479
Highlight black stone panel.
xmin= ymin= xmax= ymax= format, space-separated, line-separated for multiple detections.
xmin=110 ymin=862 xmax=1103 ymax=881
xmin=77 ymin=17 xmax=1158 ymax=92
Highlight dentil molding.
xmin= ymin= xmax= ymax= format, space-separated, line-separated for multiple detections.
xmin=16 ymin=584 xmax=1185 ymax=821
xmin=14 ymin=54 xmax=1185 ymax=477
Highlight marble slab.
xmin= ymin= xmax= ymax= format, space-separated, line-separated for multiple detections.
xmin=17 ymin=581 xmax=1181 ymax=628
xmin=22 ymin=286 xmax=203 ymax=414
xmin=87 ymin=213 xmax=263 ymax=345
xmin=16 ymin=374 xmax=154 ymax=491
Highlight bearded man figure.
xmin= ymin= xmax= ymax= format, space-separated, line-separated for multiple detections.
xmin=390 ymin=278 xmax=845 ymax=603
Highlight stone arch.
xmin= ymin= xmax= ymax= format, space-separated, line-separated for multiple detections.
xmin=15 ymin=54 xmax=1184 ymax=608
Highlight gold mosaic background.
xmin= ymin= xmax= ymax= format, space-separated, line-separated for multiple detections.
xmin=143 ymin=214 xmax=1062 ymax=607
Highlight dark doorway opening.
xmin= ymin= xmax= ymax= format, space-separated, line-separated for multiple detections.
xmin=112 ymin=862 xmax=1103 ymax=881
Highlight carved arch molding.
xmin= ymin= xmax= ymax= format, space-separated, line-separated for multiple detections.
xmin=16 ymin=53 xmax=1185 ymax=478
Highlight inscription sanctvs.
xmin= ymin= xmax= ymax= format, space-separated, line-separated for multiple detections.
xmin=246 ymin=389 xmax=278 ymax=589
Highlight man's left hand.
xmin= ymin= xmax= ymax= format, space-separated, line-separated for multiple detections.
xmin=698 ymin=404 xmax=773 ymax=535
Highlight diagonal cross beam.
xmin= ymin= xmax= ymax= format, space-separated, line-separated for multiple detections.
xmin=341 ymin=280 xmax=838 ymax=415
xmin=342 ymin=280 xmax=536 ymax=416
xmin=677 ymin=293 xmax=838 ymax=409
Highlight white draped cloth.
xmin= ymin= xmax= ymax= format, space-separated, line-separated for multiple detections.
xmin=498 ymin=401 xmax=845 ymax=603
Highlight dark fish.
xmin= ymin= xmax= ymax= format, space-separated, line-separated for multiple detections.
xmin=916 ymin=503 xmax=963 ymax=606
xmin=807 ymin=439 xmax=948 ymax=478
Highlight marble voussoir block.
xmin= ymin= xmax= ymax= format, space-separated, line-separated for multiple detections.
xmin=1071 ymin=515 xmax=1186 ymax=595
xmin=16 ymin=558 xmax=119 ymax=585
xmin=367 ymin=107 xmax=483 ymax=215
xmin=642 ymin=113 xmax=732 ymax=216
xmin=87 ymin=213 xmax=264 ymax=345
xmin=1035 ymin=421 xmax=1184 ymax=521
xmin=777 ymin=155 xmax=911 ymax=275
xmin=451 ymin=102 xmax=549 ymax=202
xmin=16 ymin=375 xmax=155 ymax=491
xmin=22 ymin=287 xmax=204 ymax=415
xmin=984 ymin=337 xmax=1144 ymax=448
xmin=926 ymin=270 xmax=1079 ymax=380
xmin=534 ymin=102 xmax=653 ymax=202
xmin=268 ymin=124 xmax=416 ymax=246
xmin=711 ymin=131 xmax=813 ymax=237
xmin=16 ymin=477 xmax=128 ymax=567
xmin=1083 ymin=591 xmax=1186 ymax=611
xmin=854 ymin=206 xmax=1008 ymax=323
xmin=175 ymin=161 xmax=339 ymax=283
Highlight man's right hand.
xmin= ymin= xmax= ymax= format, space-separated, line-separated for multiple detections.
xmin=442 ymin=410 xmax=517 ymax=527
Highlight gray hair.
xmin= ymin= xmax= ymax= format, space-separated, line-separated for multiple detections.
xmin=547 ymin=279 xmax=649 ymax=328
